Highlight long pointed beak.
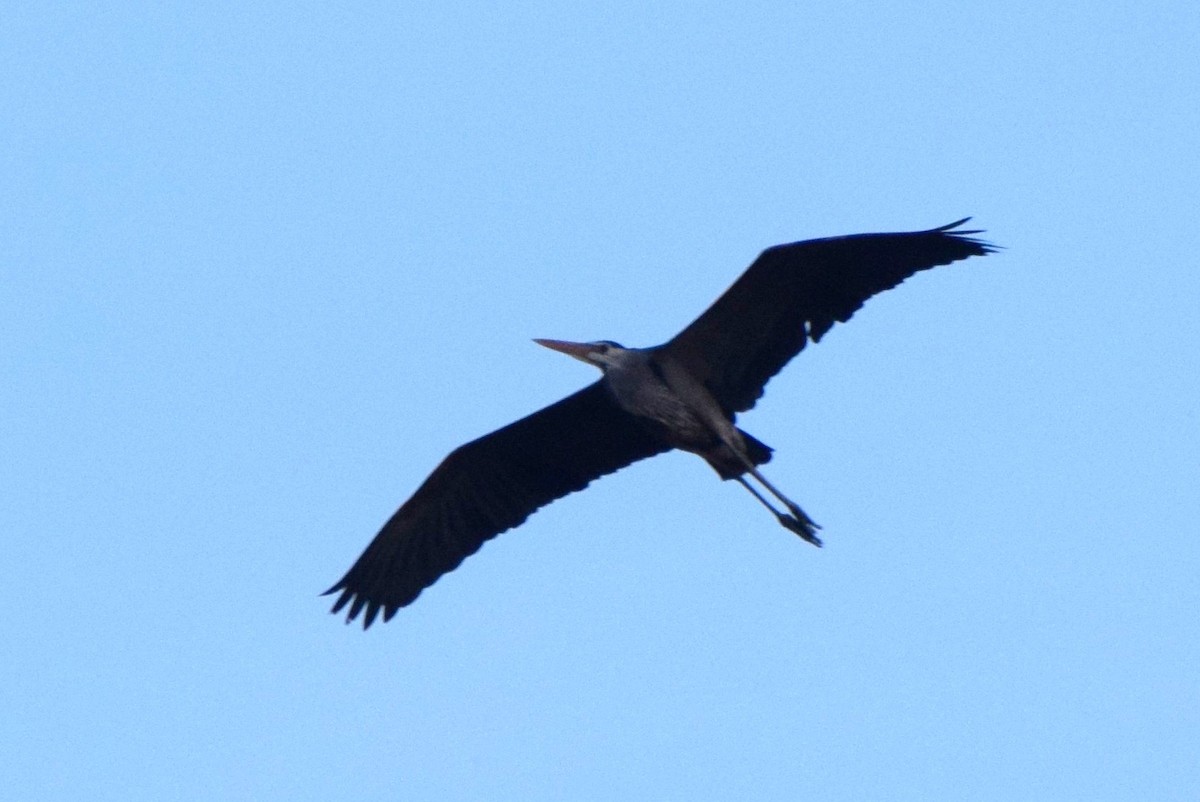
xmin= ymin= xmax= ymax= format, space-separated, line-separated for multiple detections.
xmin=533 ymin=338 xmax=598 ymax=364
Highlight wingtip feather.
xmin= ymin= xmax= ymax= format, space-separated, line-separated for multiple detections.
xmin=937 ymin=216 xmax=973 ymax=231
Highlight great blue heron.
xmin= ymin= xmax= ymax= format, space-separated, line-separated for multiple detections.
xmin=326 ymin=219 xmax=996 ymax=627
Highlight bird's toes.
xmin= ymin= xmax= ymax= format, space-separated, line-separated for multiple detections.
xmin=778 ymin=513 xmax=824 ymax=547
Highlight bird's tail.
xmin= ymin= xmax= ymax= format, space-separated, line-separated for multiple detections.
xmin=738 ymin=429 xmax=773 ymax=468
xmin=706 ymin=429 xmax=773 ymax=480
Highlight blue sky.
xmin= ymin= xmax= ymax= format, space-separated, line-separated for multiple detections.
xmin=4 ymin=2 xmax=1198 ymax=799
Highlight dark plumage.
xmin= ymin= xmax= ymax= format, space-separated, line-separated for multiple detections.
xmin=328 ymin=383 xmax=668 ymax=626
xmin=326 ymin=219 xmax=996 ymax=627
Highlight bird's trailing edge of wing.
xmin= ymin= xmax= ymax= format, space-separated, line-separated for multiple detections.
xmin=662 ymin=218 xmax=997 ymax=414
xmin=324 ymin=381 xmax=671 ymax=628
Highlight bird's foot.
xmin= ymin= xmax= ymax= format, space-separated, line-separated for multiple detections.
xmin=778 ymin=512 xmax=823 ymax=547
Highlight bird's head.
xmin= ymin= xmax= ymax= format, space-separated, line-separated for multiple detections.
xmin=533 ymin=338 xmax=628 ymax=372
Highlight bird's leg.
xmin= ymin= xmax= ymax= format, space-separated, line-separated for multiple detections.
xmin=746 ymin=466 xmax=822 ymax=544
xmin=734 ymin=476 xmax=823 ymax=547
xmin=733 ymin=477 xmax=796 ymax=533
xmin=718 ymin=429 xmax=822 ymax=545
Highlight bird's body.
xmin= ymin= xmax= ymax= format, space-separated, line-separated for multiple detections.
xmin=587 ymin=344 xmax=761 ymax=478
xmin=326 ymin=219 xmax=997 ymax=627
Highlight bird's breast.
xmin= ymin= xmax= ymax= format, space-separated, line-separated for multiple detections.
xmin=603 ymin=356 xmax=719 ymax=448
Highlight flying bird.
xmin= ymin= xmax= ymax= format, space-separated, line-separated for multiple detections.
xmin=326 ymin=219 xmax=996 ymax=627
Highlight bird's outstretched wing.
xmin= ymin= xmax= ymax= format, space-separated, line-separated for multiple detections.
xmin=325 ymin=381 xmax=670 ymax=628
xmin=662 ymin=219 xmax=996 ymax=414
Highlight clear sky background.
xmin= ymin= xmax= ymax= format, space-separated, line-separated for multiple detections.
xmin=4 ymin=2 xmax=1198 ymax=800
